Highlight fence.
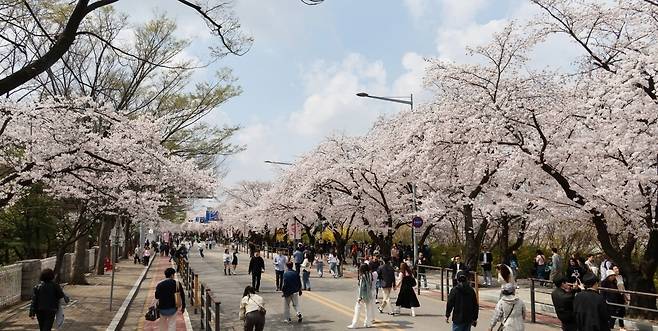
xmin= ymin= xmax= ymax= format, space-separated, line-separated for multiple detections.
xmin=177 ymin=256 xmax=221 ymax=330
xmin=529 ymin=278 xmax=658 ymax=327
xmin=416 ymin=265 xmax=479 ymax=302
xmin=0 ymin=264 xmax=22 ymax=308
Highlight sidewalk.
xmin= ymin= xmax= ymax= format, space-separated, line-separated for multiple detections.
xmin=0 ymin=258 xmax=147 ymax=330
xmin=123 ymin=255 xmax=190 ymax=330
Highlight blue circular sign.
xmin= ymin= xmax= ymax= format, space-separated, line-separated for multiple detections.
xmin=412 ymin=216 xmax=423 ymax=228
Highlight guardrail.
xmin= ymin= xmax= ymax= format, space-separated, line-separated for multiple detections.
xmin=416 ymin=265 xmax=479 ymax=302
xmin=529 ymin=278 xmax=658 ymax=326
xmin=177 ymin=257 xmax=221 ymax=330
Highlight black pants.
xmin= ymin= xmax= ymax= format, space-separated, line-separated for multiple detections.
xmin=36 ymin=310 xmax=56 ymax=331
xmin=244 ymin=311 xmax=265 ymax=331
xmin=295 ymin=263 xmax=301 ymax=274
xmin=251 ymin=272 xmax=262 ymax=291
xmin=275 ymin=270 xmax=284 ymax=290
xmin=561 ymin=322 xmax=578 ymax=331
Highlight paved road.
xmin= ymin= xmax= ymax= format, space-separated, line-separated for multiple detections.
xmin=186 ymin=244 xmax=560 ymax=331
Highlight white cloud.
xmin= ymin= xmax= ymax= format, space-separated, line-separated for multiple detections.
xmin=289 ymin=53 xmax=390 ymax=136
xmin=393 ymin=52 xmax=430 ymax=100
xmin=438 ymin=0 xmax=488 ymax=26
xmin=404 ymin=0 xmax=429 ymax=18
xmin=435 ymin=19 xmax=509 ymax=62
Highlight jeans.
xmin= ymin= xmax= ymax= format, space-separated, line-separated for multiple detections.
xmin=251 ymin=272 xmax=262 ymax=291
xmin=283 ymin=293 xmax=301 ymax=319
xmin=302 ymin=270 xmax=311 ymax=290
xmin=452 ymin=322 xmax=472 ymax=331
xmin=159 ymin=308 xmax=177 ymax=331
xmin=329 ymin=263 xmax=338 ymax=277
xmin=36 ymin=310 xmax=56 ymax=331
xmin=316 ymin=263 xmax=324 ymax=277
xmin=275 ymin=270 xmax=284 ymax=290
xmin=483 ymin=269 xmax=493 ymax=286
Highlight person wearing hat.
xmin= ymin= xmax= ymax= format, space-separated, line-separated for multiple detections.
xmin=446 ymin=271 xmax=479 ymax=331
xmin=488 ymin=283 xmax=526 ymax=331
xmin=551 ymin=276 xmax=580 ymax=331
xmin=573 ymin=272 xmax=611 ymax=331
xmin=600 ymin=268 xmax=626 ymax=331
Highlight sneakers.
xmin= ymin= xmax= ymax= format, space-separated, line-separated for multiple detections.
xmin=378 ymin=307 xmax=384 ymax=314
xmin=283 ymin=318 xmax=292 ymax=323
xmin=297 ymin=312 xmax=303 ymax=323
xmin=347 ymin=325 xmax=357 ymax=329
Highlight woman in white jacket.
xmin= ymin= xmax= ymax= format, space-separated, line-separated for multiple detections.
xmin=488 ymin=283 xmax=525 ymax=331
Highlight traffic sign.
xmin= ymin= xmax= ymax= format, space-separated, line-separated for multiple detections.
xmin=412 ymin=216 xmax=423 ymax=228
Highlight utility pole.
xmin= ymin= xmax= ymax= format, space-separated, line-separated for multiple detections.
xmin=412 ymin=183 xmax=419 ymax=270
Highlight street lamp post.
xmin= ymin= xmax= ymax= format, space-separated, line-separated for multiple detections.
xmin=356 ymin=92 xmax=417 ymax=267
xmin=264 ymin=160 xmax=294 ymax=166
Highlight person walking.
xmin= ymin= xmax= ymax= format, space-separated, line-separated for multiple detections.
xmin=223 ymin=248 xmax=232 ymax=275
xmin=231 ymin=250 xmax=239 ymax=274
xmin=550 ymin=248 xmax=562 ymax=282
xmin=394 ymin=262 xmax=420 ymax=316
xmin=601 ymin=269 xmax=626 ymax=331
xmin=293 ymin=244 xmax=304 ymax=274
xmin=551 ymin=276 xmax=580 ymax=331
xmin=479 ymin=246 xmax=494 ymax=287
xmin=573 ymin=273 xmax=611 ymax=331
xmin=274 ymin=251 xmax=288 ymax=291
xmin=134 ymin=246 xmax=142 ymax=264
xmin=347 ymin=264 xmax=374 ymax=329
xmin=155 ymin=267 xmax=185 ymax=331
xmin=281 ymin=262 xmax=303 ymax=323
xmin=248 ymin=251 xmax=265 ymax=292
xmin=143 ymin=246 xmax=151 ymax=266
xmin=29 ymin=269 xmax=66 ymax=331
xmin=445 ymin=271 xmax=479 ymax=331
xmin=377 ymin=257 xmax=396 ymax=314
xmin=239 ymin=286 xmax=266 ymax=331
xmin=488 ymin=283 xmax=526 ymax=331
xmin=328 ymin=251 xmax=339 ymax=278
xmin=301 ymin=253 xmax=312 ymax=291
xmin=198 ymin=242 xmax=205 ymax=258
xmin=314 ymin=254 xmax=324 ymax=278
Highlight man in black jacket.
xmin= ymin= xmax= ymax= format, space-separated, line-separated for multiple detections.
xmin=573 ymin=273 xmax=610 ymax=331
xmin=446 ymin=271 xmax=478 ymax=331
xmin=479 ymin=246 xmax=493 ymax=287
xmin=155 ymin=267 xmax=185 ymax=330
xmin=248 ymin=251 xmax=266 ymax=292
xmin=551 ymin=276 xmax=579 ymax=331
xmin=449 ymin=255 xmax=469 ymax=287
xmin=30 ymin=268 xmax=67 ymax=331
xmin=377 ymin=257 xmax=396 ymax=314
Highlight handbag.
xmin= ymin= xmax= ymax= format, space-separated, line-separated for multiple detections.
xmin=174 ymin=281 xmax=182 ymax=308
xmin=145 ymin=305 xmax=159 ymax=321
xmin=497 ymin=301 xmax=516 ymax=331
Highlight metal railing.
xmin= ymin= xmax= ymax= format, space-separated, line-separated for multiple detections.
xmin=416 ymin=265 xmax=479 ymax=302
xmin=177 ymin=257 xmax=221 ymax=330
xmin=529 ymin=278 xmax=658 ymax=325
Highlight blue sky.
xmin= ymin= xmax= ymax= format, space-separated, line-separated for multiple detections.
xmin=115 ymin=0 xmax=580 ymax=189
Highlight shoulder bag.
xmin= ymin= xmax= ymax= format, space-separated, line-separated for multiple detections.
xmin=497 ymin=301 xmax=516 ymax=331
xmin=250 ymin=295 xmax=266 ymax=315
xmin=174 ymin=281 xmax=183 ymax=308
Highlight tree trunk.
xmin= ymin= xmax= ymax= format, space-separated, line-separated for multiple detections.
xmin=53 ymin=245 xmax=68 ymax=283
xmin=70 ymin=232 xmax=89 ymax=285
xmin=121 ymin=219 xmax=131 ymax=259
xmin=95 ymin=217 xmax=114 ymax=275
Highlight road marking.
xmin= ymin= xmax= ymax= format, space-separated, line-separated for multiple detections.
xmin=261 ymin=273 xmax=403 ymax=331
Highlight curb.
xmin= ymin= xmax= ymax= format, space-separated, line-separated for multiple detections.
xmin=105 ymin=255 xmax=156 ymax=331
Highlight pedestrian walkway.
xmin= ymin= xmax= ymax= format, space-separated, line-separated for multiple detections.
xmin=123 ymin=255 xmax=190 ymax=330
xmin=187 ymin=244 xmax=560 ymax=331
xmin=0 ymin=258 xmax=147 ymax=330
